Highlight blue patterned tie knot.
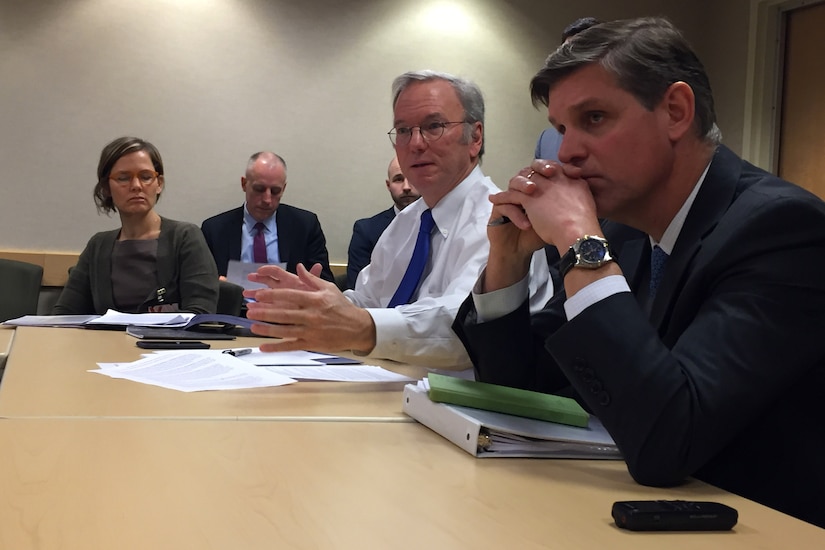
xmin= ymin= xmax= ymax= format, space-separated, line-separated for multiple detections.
xmin=388 ymin=209 xmax=435 ymax=307
xmin=649 ymin=245 xmax=669 ymax=299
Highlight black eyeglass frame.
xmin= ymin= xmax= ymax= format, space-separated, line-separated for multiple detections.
xmin=387 ymin=121 xmax=468 ymax=146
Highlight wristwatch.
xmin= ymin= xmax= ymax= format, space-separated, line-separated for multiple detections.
xmin=559 ymin=235 xmax=614 ymax=278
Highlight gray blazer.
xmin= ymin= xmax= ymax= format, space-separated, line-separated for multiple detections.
xmin=53 ymin=217 xmax=219 ymax=314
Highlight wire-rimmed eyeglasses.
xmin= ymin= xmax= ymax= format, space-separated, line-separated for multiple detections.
xmin=387 ymin=121 xmax=467 ymax=146
xmin=109 ymin=170 xmax=159 ymax=186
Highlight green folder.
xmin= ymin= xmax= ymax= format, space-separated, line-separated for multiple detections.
xmin=427 ymin=373 xmax=590 ymax=428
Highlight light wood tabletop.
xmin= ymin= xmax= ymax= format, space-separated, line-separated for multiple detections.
xmin=0 ymin=327 xmax=14 ymax=370
xmin=0 ymin=418 xmax=820 ymax=550
xmin=0 ymin=326 xmax=430 ymax=420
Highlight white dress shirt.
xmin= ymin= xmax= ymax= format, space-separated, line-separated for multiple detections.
xmin=240 ymin=206 xmax=280 ymax=264
xmin=345 ymin=165 xmax=554 ymax=368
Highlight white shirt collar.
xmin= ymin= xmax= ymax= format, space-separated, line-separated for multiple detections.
xmin=651 ymin=160 xmax=712 ymax=255
xmin=243 ymin=204 xmax=276 ymax=233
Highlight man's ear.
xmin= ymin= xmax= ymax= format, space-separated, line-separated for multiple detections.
xmin=469 ymin=121 xmax=483 ymax=156
xmin=662 ymin=81 xmax=696 ymax=141
xmin=241 ymin=176 xmax=247 ymax=191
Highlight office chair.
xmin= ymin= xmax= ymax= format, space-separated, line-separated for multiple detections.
xmin=217 ymin=280 xmax=244 ymax=316
xmin=0 ymin=259 xmax=44 ymax=322
xmin=334 ymin=272 xmax=348 ymax=292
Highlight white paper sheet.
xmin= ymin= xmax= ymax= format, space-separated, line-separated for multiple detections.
xmin=235 ymin=350 xmax=340 ymax=366
xmin=263 ymin=365 xmax=415 ymax=382
xmin=2 ymin=314 xmax=99 ymax=327
xmin=91 ymin=350 xmax=296 ymax=392
xmin=227 ymin=259 xmax=287 ymax=290
xmin=88 ymin=309 xmax=194 ymax=327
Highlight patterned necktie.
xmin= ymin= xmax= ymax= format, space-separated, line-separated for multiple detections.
xmin=253 ymin=222 xmax=268 ymax=263
xmin=649 ymin=245 xmax=669 ymax=299
xmin=388 ymin=209 xmax=435 ymax=307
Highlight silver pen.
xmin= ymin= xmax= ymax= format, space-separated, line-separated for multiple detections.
xmin=222 ymin=348 xmax=253 ymax=357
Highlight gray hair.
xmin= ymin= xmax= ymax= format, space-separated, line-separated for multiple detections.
xmin=391 ymin=70 xmax=486 ymax=159
xmin=531 ymin=17 xmax=721 ymax=145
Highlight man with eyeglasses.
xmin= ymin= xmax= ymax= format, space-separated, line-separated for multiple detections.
xmin=242 ymin=70 xmax=552 ymax=368
xmin=201 ymin=151 xmax=334 ymax=283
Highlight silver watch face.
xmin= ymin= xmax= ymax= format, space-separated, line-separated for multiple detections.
xmin=578 ymin=237 xmax=608 ymax=264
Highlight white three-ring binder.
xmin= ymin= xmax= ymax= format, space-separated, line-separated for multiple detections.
xmin=403 ymin=383 xmax=622 ymax=459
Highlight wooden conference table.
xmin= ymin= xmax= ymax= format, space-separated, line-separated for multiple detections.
xmin=0 ymin=327 xmax=429 ymax=420
xmin=0 ymin=326 xmax=821 ymax=549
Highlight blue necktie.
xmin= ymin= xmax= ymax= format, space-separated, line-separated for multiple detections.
xmin=649 ymin=245 xmax=669 ymax=299
xmin=388 ymin=209 xmax=435 ymax=307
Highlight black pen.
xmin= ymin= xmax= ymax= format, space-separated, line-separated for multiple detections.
xmin=222 ymin=348 xmax=253 ymax=357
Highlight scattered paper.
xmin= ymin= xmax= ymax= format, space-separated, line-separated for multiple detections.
xmin=88 ymin=309 xmax=194 ymax=327
xmin=264 ymin=365 xmax=415 ymax=382
xmin=90 ymin=349 xmax=406 ymax=390
xmin=91 ymin=350 xmax=295 ymax=392
xmin=235 ymin=349 xmax=361 ymax=366
xmin=3 ymin=314 xmax=99 ymax=327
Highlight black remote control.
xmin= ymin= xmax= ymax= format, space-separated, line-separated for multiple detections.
xmin=612 ymin=500 xmax=738 ymax=531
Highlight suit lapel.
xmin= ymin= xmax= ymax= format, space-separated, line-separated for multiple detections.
xmin=229 ymin=207 xmax=243 ymax=262
xmin=276 ymin=207 xmax=289 ymax=264
xmin=649 ymin=145 xmax=742 ymax=327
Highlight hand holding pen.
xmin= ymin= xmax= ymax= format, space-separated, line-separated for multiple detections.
xmin=488 ymin=163 xmax=556 ymax=229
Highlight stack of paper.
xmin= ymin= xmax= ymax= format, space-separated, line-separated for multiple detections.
xmin=92 ymin=350 xmax=296 ymax=392
xmin=90 ymin=348 xmax=415 ymax=391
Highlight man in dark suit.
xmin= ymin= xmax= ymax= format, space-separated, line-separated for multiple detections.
xmin=454 ymin=17 xmax=825 ymax=528
xmin=346 ymin=155 xmax=420 ymax=289
xmin=201 ymin=152 xmax=333 ymax=282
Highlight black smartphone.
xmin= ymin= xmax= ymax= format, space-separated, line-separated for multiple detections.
xmin=612 ymin=500 xmax=738 ymax=531
xmin=136 ymin=340 xmax=210 ymax=350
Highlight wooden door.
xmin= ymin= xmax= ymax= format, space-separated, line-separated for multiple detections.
xmin=778 ymin=2 xmax=825 ymax=197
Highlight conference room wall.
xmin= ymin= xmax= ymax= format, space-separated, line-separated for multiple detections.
xmin=0 ymin=0 xmax=749 ymax=264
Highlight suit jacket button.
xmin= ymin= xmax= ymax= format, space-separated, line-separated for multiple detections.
xmin=598 ymin=391 xmax=611 ymax=406
xmin=589 ymin=380 xmax=603 ymax=393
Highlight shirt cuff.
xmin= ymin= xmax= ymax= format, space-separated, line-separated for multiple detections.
xmin=563 ymin=275 xmax=631 ymax=320
xmin=471 ymin=268 xmax=530 ymax=323
xmin=357 ymin=306 xmax=406 ymax=357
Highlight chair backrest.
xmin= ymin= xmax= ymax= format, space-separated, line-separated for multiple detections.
xmin=334 ymin=272 xmax=348 ymax=292
xmin=0 ymin=259 xmax=44 ymax=321
xmin=217 ymin=280 xmax=244 ymax=316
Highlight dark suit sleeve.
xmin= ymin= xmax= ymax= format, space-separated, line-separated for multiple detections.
xmin=347 ymin=219 xmax=372 ymax=290
xmin=550 ymin=196 xmax=825 ymax=487
xmin=175 ymin=224 xmax=219 ymax=314
xmin=456 ymin=191 xmax=825 ymax=497
xmin=453 ymin=291 xmax=571 ymax=394
xmin=280 ymin=209 xmax=334 ymax=282
xmin=303 ymin=214 xmax=334 ymax=282
xmin=200 ymin=218 xmax=228 ymax=276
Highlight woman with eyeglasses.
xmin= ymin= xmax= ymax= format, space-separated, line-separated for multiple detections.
xmin=53 ymin=136 xmax=219 ymax=314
